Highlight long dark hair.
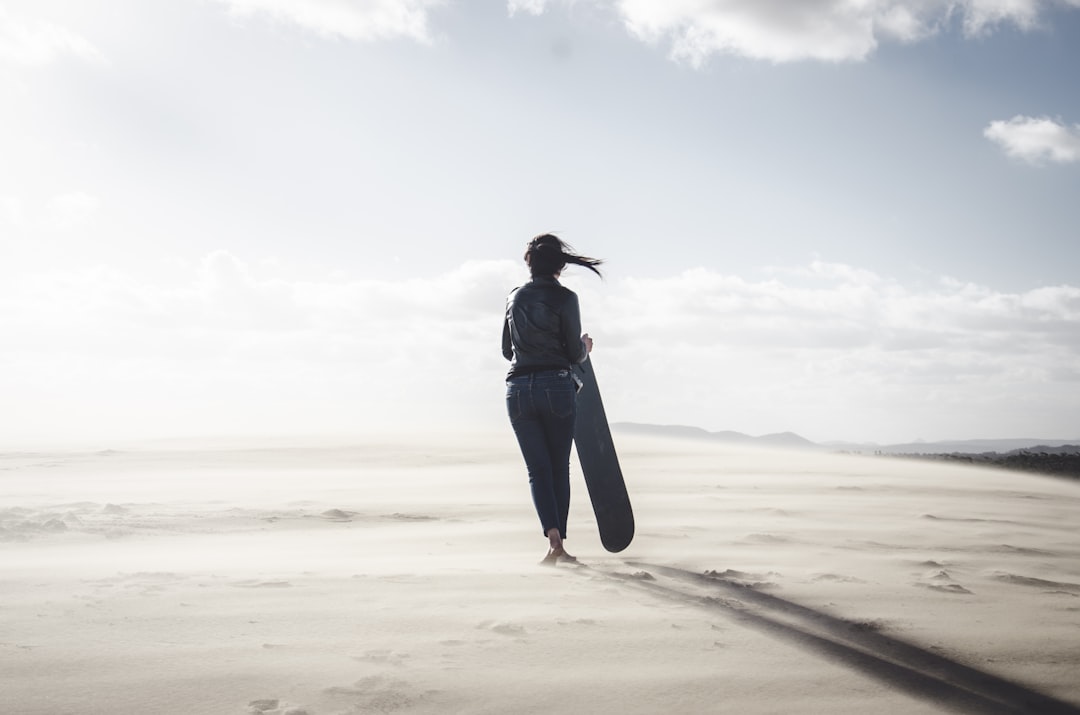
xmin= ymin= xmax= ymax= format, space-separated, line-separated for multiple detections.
xmin=524 ymin=233 xmax=603 ymax=278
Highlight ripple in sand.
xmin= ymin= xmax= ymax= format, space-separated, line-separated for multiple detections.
xmin=811 ymin=573 xmax=866 ymax=584
xmin=984 ymin=544 xmax=1056 ymax=556
xmin=382 ymin=512 xmax=439 ymax=522
xmin=625 ymin=571 xmax=656 ymax=581
xmin=917 ymin=582 xmax=974 ymax=595
xmin=352 ymin=649 xmax=410 ymax=666
xmin=320 ymin=509 xmax=357 ymax=521
xmin=232 ymin=580 xmax=293 ymax=589
xmin=705 ymin=568 xmax=781 ymax=582
xmin=992 ymin=572 xmax=1080 ymax=593
xmin=740 ymin=533 xmax=792 ymax=544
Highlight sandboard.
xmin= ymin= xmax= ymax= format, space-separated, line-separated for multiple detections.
xmin=573 ymin=356 xmax=634 ymax=552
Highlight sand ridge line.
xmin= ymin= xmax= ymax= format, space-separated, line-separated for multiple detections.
xmin=570 ymin=560 xmax=1080 ymax=715
xmin=991 ymin=572 xmax=1080 ymax=593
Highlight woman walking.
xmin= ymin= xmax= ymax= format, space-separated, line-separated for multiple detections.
xmin=502 ymin=234 xmax=603 ymax=564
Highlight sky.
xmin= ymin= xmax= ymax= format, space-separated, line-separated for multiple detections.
xmin=2 ymin=0 xmax=1080 ymax=447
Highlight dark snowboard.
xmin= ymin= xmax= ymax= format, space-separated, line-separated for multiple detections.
xmin=573 ymin=356 xmax=634 ymax=552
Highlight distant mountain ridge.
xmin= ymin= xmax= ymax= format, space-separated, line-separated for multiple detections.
xmin=611 ymin=423 xmax=819 ymax=450
xmin=611 ymin=422 xmax=1080 ymax=455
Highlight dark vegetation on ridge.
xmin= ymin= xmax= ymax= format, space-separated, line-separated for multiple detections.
xmin=897 ymin=447 xmax=1080 ymax=481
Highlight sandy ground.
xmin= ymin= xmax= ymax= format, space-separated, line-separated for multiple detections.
xmin=3 ymin=433 xmax=1080 ymax=714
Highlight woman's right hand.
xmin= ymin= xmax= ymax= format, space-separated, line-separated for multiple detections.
xmin=582 ymin=333 xmax=593 ymax=354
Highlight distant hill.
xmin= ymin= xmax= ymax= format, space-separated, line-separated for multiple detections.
xmin=611 ymin=423 xmax=820 ymax=450
xmin=612 ymin=423 xmax=1080 ymax=456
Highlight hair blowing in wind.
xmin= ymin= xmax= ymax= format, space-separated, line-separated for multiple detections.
xmin=525 ymin=234 xmax=603 ymax=278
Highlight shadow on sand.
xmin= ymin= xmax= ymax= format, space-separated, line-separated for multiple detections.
xmin=604 ymin=562 xmax=1080 ymax=715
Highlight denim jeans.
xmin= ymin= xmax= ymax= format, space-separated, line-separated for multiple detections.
xmin=506 ymin=369 xmax=578 ymax=540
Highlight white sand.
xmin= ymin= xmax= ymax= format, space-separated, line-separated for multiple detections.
xmin=3 ymin=433 xmax=1079 ymax=714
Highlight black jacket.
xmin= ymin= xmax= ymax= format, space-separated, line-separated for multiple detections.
xmin=502 ymin=276 xmax=587 ymax=377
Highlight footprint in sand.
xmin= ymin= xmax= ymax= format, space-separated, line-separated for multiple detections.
xmin=323 ymin=675 xmax=437 ymax=712
xmin=476 ymin=620 xmax=527 ymax=637
xmin=351 ymin=649 xmax=411 ymax=667
xmin=246 ymin=698 xmax=309 ymax=715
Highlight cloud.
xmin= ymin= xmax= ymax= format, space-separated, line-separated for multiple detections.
xmin=514 ymin=0 xmax=1076 ymax=65
xmin=0 ymin=252 xmax=523 ymax=440
xmin=2 ymin=254 xmax=1077 ymax=443
xmin=579 ymin=261 xmax=1080 ymax=356
xmin=211 ymin=0 xmax=446 ymax=43
xmin=983 ymin=115 xmax=1080 ymax=164
xmin=508 ymin=0 xmax=553 ymax=16
xmin=0 ymin=7 xmax=105 ymax=65
xmin=615 ymin=0 xmax=882 ymax=64
xmin=566 ymin=261 xmax=1080 ymax=440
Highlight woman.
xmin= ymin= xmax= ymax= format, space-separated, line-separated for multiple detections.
xmin=502 ymin=233 xmax=603 ymax=564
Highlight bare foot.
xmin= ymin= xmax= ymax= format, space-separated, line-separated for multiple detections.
xmin=541 ymin=529 xmax=577 ymax=565
xmin=539 ymin=546 xmax=576 ymax=566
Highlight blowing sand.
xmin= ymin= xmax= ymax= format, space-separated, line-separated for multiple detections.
xmin=3 ymin=433 xmax=1079 ymax=714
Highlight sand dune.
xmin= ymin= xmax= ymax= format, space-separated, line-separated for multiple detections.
xmin=3 ymin=434 xmax=1079 ymax=714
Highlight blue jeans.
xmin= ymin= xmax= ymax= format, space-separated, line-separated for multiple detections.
xmin=506 ymin=369 xmax=578 ymax=540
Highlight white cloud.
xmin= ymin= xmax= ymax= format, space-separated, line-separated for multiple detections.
xmin=615 ymin=0 xmax=879 ymax=64
xmin=2 ymin=255 xmax=1077 ymax=443
xmin=0 ymin=7 xmax=105 ymax=65
xmin=0 ymin=253 xmax=522 ymax=441
xmin=212 ymin=0 xmax=445 ymax=43
xmin=567 ymin=261 xmax=1080 ymax=440
xmin=508 ymin=0 xmax=553 ymax=16
xmin=983 ymin=115 xmax=1080 ymax=164
xmin=603 ymin=0 xmax=1071 ymax=65
xmin=579 ymin=261 xmax=1080 ymax=356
